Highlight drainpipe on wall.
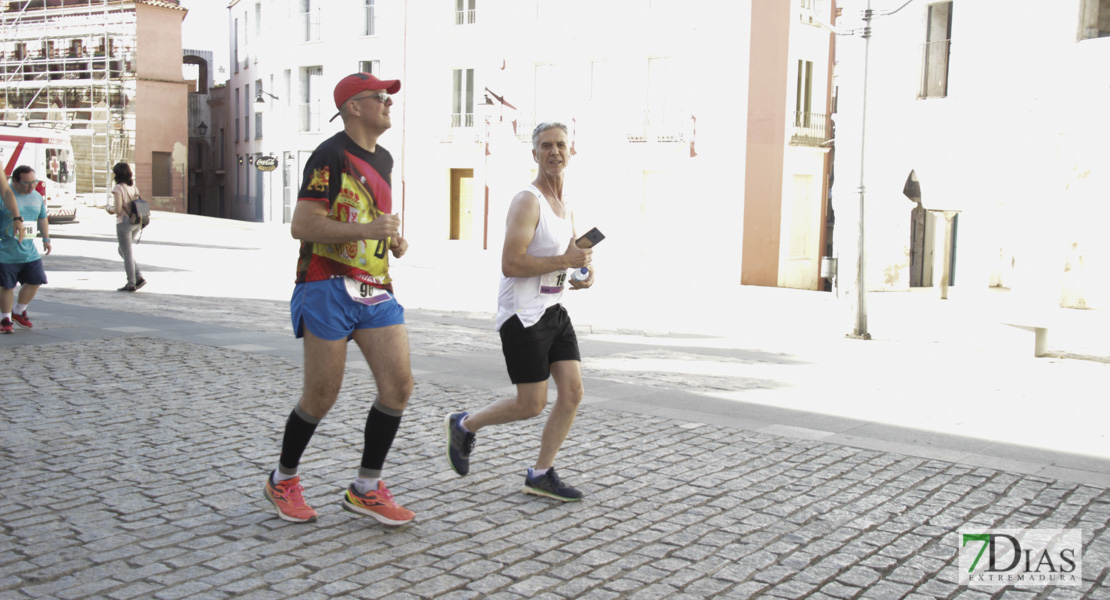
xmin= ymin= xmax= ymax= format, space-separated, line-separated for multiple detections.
xmin=400 ymin=0 xmax=407 ymax=238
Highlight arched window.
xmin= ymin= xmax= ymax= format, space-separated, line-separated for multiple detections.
xmin=183 ymin=55 xmax=210 ymax=94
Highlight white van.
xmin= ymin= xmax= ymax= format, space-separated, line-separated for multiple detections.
xmin=0 ymin=122 xmax=78 ymax=224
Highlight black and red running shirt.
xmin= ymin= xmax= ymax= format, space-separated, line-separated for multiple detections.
xmin=294 ymin=131 xmax=395 ymax=291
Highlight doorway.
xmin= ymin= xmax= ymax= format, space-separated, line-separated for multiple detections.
xmin=449 ymin=168 xmax=475 ymax=240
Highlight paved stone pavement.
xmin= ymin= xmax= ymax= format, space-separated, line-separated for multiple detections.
xmin=2 ymin=288 xmax=1108 ymax=599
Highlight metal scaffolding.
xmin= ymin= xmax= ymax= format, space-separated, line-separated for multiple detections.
xmin=0 ymin=0 xmax=138 ymax=196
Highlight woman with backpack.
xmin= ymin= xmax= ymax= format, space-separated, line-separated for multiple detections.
xmin=106 ymin=162 xmax=146 ymax=292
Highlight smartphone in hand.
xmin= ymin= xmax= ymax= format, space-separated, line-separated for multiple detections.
xmin=576 ymin=227 xmax=605 ymax=249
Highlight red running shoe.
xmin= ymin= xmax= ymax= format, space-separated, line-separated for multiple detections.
xmin=341 ymin=481 xmax=414 ymax=525
xmin=12 ymin=311 xmax=32 ymax=328
xmin=264 ymin=472 xmax=318 ymax=523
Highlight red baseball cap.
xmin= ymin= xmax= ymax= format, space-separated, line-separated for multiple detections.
xmin=330 ymin=73 xmax=401 ymax=121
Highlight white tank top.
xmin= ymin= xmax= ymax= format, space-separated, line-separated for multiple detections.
xmin=495 ymin=184 xmax=573 ymax=330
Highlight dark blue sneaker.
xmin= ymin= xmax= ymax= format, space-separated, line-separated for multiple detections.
xmin=523 ymin=467 xmax=583 ymax=502
xmin=444 ymin=411 xmax=476 ymax=476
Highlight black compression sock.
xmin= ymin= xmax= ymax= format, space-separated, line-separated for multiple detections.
xmin=359 ymin=401 xmax=403 ymax=479
xmin=278 ymin=404 xmax=320 ymax=475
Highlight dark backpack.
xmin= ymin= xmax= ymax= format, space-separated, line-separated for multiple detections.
xmin=129 ymin=196 xmax=151 ymax=229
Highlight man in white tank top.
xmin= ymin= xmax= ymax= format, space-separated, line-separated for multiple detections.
xmin=444 ymin=122 xmax=595 ymax=502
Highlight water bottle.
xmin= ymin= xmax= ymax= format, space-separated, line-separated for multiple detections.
xmin=570 ymin=267 xmax=589 ymax=281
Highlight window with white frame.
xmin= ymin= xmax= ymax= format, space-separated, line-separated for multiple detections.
xmin=364 ymin=0 xmax=376 ymax=35
xmin=533 ymin=63 xmax=559 ymax=122
xmin=451 ymin=68 xmax=474 ymax=127
xmin=636 ymin=56 xmax=686 ymax=141
xmin=455 ymin=0 xmax=476 ymax=25
xmin=795 ymin=59 xmax=813 ymax=127
xmin=359 ymin=60 xmax=380 ymax=75
xmin=300 ymin=66 xmax=323 ymax=132
xmin=301 ymin=0 xmax=321 ymax=42
xmin=255 ymin=78 xmax=265 ymax=138
xmin=919 ymin=1 xmax=952 ymax=99
xmin=589 ymin=59 xmax=614 ymax=104
xmin=283 ymin=69 xmax=291 ymax=108
xmin=535 ymin=0 xmax=554 ymax=19
xmin=234 ymin=87 xmax=240 ymax=141
xmin=646 ymin=57 xmax=673 ymax=125
xmin=244 ymin=84 xmax=251 ymax=140
xmin=254 ymin=2 xmax=262 ymax=39
xmin=233 ymin=18 xmax=239 ymax=73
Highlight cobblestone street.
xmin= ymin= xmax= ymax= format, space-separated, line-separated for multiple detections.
xmin=2 ymin=289 xmax=1107 ymax=599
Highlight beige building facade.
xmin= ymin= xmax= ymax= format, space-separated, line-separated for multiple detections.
xmin=1 ymin=0 xmax=189 ymax=211
xmin=743 ymin=0 xmax=836 ymax=290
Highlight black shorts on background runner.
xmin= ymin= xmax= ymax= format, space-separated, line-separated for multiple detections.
xmin=499 ymin=304 xmax=580 ymax=384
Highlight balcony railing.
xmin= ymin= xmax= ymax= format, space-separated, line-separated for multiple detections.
xmin=450 ymin=112 xmax=475 ymax=128
xmin=514 ymin=114 xmax=537 ymax=142
xmin=455 ymin=9 xmax=476 ymax=25
xmin=626 ymin=111 xmax=689 ymax=143
xmin=798 ymin=0 xmax=831 ymax=28
xmin=789 ymin=111 xmax=829 ymax=146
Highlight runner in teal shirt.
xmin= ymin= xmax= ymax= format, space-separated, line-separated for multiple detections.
xmin=1 ymin=166 xmax=52 ymax=333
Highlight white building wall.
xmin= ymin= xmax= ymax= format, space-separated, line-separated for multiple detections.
xmin=833 ymin=0 xmax=1110 ymax=309
xmin=228 ymin=0 xmax=761 ymax=321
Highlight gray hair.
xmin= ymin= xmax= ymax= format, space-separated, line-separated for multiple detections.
xmin=531 ymin=121 xmax=569 ymax=151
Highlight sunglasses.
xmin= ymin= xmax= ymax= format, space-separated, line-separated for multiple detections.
xmin=350 ymin=91 xmax=391 ymax=104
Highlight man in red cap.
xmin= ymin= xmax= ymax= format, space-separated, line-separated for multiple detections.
xmin=263 ymin=73 xmax=416 ymax=526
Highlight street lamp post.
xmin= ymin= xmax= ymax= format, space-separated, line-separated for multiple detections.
xmin=255 ymin=89 xmax=279 ymax=105
xmin=812 ymin=0 xmax=916 ymax=340
xmin=850 ymin=3 xmax=873 ymax=340
xmin=192 ymin=121 xmax=211 ymax=216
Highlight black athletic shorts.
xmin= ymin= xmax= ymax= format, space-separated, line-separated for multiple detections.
xmin=500 ymin=304 xmax=580 ymax=384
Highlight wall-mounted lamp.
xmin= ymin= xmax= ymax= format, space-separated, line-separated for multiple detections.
xmin=237 ymin=155 xmax=243 ymax=165
xmin=197 ymin=121 xmax=208 ymax=137
xmin=248 ymin=155 xmax=254 ymax=165
xmin=255 ymin=89 xmax=279 ymax=105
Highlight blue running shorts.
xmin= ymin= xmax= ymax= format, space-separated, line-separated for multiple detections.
xmin=291 ymin=277 xmax=405 ymax=341
xmin=0 ymin=259 xmax=48 ymax=289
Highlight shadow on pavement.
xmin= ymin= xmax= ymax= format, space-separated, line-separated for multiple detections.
xmin=50 ymin=232 xmax=248 ymax=251
xmin=42 ymin=255 xmax=184 ymax=273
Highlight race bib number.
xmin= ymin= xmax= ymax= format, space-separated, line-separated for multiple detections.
xmin=539 ymin=271 xmax=565 ymax=295
xmin=18 ymin=222 xmax=36 ymax=238
xmin=344 ymin=277 xmax=393 ymax=306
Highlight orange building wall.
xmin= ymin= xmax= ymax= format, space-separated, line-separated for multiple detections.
xmin=741 ymin=1 xmax=791 ymax=287
xmin=134 ymin=2 xmax=188 ymax=212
